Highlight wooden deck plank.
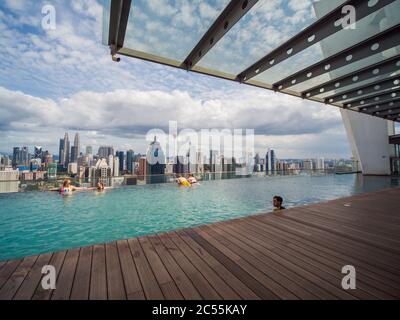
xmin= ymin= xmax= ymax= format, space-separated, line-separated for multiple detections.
xmin=89 ymin=244 xmax=107 ymax=300
xmin=13 ymin=253 xmax=53 ymax=300
xmin=0 ymin=259 xmax=23 ymax=290
xmin=227 ymin=219 xmax=394 ymax=299
xmin=253 ymin=214 xmax=400 ymax=277
xmin=116 ymin=240 xmax=145 ymax=300
xmin=105 ymin=242 xmax=126 ymax=300
xmin=1 ymin=187 xmax=399 ymax=300
xmin=70 ymin=246 xmax=92 ymax=300
xmin=147 ymin=235 xmax=202 ymax=300
xmin=127 ymin=238 xmax=164 ymax=300
xmin=189 ymin=227 xmax=284 ymax=299
xmin=243 ymin=216 xmax=400 ymax=292
xmin=31 ymin=251 xmax=67 ymax=300
xmin=158 ymin=233 xmax=221 ymax=300
xmin=168 ymin=231 xmax=241 ymax=300
xmin=176 ymin=230 xmax=260 ymax=300
xmin=51 ymin=248 xmax=79 ymax=300
xmin=0 ymin=256 xmax=38 ymax=300
xmin=138 ymin=236 xmax=183 ymax=300
xmin=210 ymin=222 xmax=347 ymax=300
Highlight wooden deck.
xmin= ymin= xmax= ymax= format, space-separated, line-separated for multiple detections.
xmin=1 ymin=187 xmax=400 ymax=300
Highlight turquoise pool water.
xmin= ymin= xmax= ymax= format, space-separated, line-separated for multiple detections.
xmin=0 ymin=174 xmax=399 ymax=261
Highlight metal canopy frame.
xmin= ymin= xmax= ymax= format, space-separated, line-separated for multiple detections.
xmin=236 ymin=0 xmax=397 ymax=82
xmin=325 ymin=74 xmax=400 ymax=104
xmin=182 ymin=0 xmax=258 ymax=70
xmin=274 ymin=25 xmax=400 ymax=91
xmin=360 ymin=98 xmax=400 ymax=112
xmin=347 ymin=88 xmax=400 ymax=109
xmin=303 ymin=54 xmax=400 ymax=98
xmin=106 ymin=0 xmax=400 ymax=122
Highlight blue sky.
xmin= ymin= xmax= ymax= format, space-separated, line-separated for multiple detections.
xmin=0 ymin=0 xmax=353 ymax=159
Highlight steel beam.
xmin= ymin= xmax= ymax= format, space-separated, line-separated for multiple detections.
xmin=302 ymin=54 xmax=400 ymax=98
xmin=108 ymin=0 xmax=131 ymax=49
xmin=372 ymin=108 xmax=400 ymax=117
xmin=344 ymin=88 xmax=400 ymax=108
xmin=325 ymin=74 xmax=400 ymax=104
xmin=272 ymin=24 xmax=400 ymax=91
xmin=359 ymin=98 xmax=400 ymax=113
xmin=236 ymin=0 xmax=396 ymax=82
xmin=182 ymin=0 xmax=258 ymax=70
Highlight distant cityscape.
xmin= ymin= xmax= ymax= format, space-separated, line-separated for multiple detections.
xmin=0 ymin=131 xmax=358 ymax=193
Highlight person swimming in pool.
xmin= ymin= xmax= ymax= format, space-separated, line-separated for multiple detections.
xmin=273 ymin=195 xmax=286 ymax=211
xmin=187 ymin=174 xmax=197 ymax=184
xmin=176 ymin=175 xmax=191 ymax=187
xmin=96 ymin=182 xmax=105 ymax=191
xmin=60 ymin=179 xmax=80 ymax=194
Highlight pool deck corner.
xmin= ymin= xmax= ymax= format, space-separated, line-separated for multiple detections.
xmin=1 ymin=187 xmax=400 ymax=300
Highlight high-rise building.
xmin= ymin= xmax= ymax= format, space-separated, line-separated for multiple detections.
xmin=116 ymin=151 xmax=124 ymax=172
xmin=74 ymin=133 xmax=80 ymax=159
xmin=98 ymin=146 xmax=114 ymax=159
xmin=20 ymin=146 xmax=29 ymax=165
xmin=146 ymin=137 xmax=166 ymax=184
xmin=126 ymin=149 xmax=134 ymax=173
xmin=34 ymin=146 xmax=42 ymax=159
xmin=61 ymin=132 xmax=70 ymax=168
xmin=254 ymin=153 xmax=261 ymax=172
xmin=317 ymin=158 xmax=325 ymax=171
xmin=303 ymin=159 xmax=314 ymax=171
xmin=265 ymin=148 xmax=276 ymax=173
xmin=59 ymin=138 xmax=64 ymax=163
xmin=113 ymin=156 xmax=120 ymax=177
xmin=86 ymin=146 xmax=93 ymax=155
xmin=138 ymin=157 xmax=147 ymax=179
xmin=12 ymin=147 xmax=20 ymax=167
xmin=70 ymin=146 xmax=78 ymax=163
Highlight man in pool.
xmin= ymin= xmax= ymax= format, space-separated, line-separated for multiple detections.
xmin=273 ymin=196 xmax=286 ymax=211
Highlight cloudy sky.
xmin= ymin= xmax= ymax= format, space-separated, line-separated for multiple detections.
xmin=0 ymin=0 xmax=354 ymax=159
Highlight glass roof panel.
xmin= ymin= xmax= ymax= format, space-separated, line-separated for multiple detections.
xmin=252 ymin=0 xmax=400 ymax=86
xmin=102 ymin=0 xmax=111 ymax=45
xmin=290 ymin=46 xmax=400 ymax=93
xmin=195 ymin=0 xmax=330 ymax=76
xmin=123 ymin=0 xmax=230 ymax=62
xmin=315 ymin=69 xmax=400 ymax=100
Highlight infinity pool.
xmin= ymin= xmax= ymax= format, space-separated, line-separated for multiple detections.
xmin=0 ymin=174 xmax=399 ymax=260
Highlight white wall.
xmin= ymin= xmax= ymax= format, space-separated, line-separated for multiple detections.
xmin=341 ymin=110 xmax=392 ymax=175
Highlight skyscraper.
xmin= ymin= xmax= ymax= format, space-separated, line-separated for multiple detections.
xmin=116 ymin=151 xmax=124 ymax=172
xmin=146 ymin=137 xmax=166 ymax=184
xmin=265 ymin=148 xmax=276 ymax=173
xmin=61 ymin=132 xmax=70 ymax=168
xmin=126 ymin=150 xmax=134 ymax=173
xmin=98 ymin=146 xmax=114 ymax=159
xmin=20 ymin=146 xmax=29 ymax=165
xmin=34 ymin=146 xmax=42 ymax=159
xmin=86 ymin=146 xmax=93 ymax=155
xmin=71 ymin=133 xmax=80 ymax=162
xmin=12 ymin=147 xmax=20 ymax=167
xmin=59 ymin=138 xmax=64 ymax=164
